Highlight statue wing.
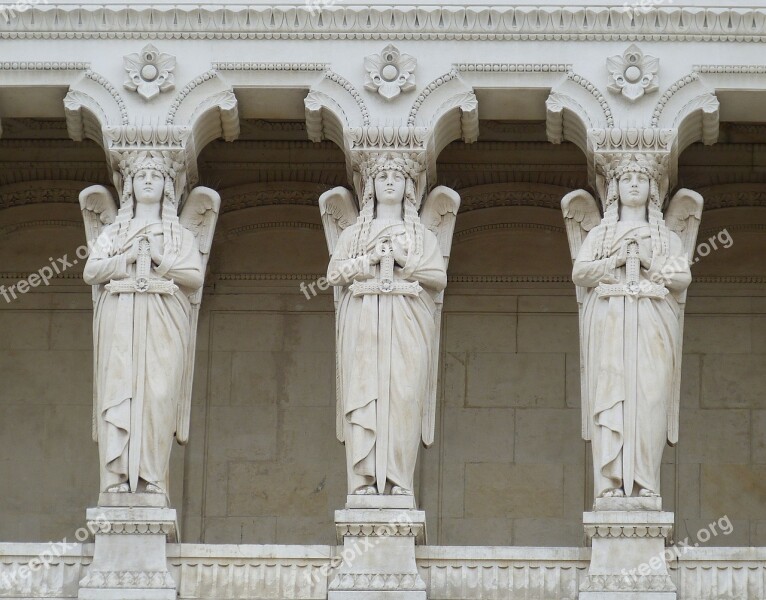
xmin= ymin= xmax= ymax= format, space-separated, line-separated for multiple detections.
xmin=79 ymin=185 xmax=118 ymax=443
xmin=664 ymin=188 xmax=704 ymax=445
xmin=176 ymin=186 xmax=221 ymax=445
xmin=420 ymin=186 xmax=461 ymax=447
xmin=561 ymin=189 xmax=601 ymax=441
xmin=318 ymin=187 xmax=359 ymax=443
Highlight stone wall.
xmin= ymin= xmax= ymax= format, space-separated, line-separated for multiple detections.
xmin=1 ymin=197 xmax=765 ymax=547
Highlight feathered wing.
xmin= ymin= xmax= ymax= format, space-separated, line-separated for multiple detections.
xmin=560 ymin=189 xmax=601 ymax=441
xmin=176 ymin=186 xmax=221 ymax=445
xmin=419 ymin=186 xmax=461 ymax=447
xmin=79 ymin=185 xmax=118 ymax=443
xmin=663 ymin=188 xmax=703 ymax=445
xmin=318 ymin=187 xmax=359 ymax=442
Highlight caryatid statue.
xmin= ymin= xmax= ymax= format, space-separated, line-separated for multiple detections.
xmin=562 ymin=152 xmax=702 ymax=501
xmin=319 ymin=153 xmax=459 ymax=497
xmin=80 ymin=150 xmax=219 ymax=498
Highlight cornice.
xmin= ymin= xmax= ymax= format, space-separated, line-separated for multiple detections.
xmin=6 ymin=6 xmax=766 ymax=42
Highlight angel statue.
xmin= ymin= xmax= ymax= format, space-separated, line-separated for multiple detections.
xmin=80 ymin=151 xmax=219 ymax=498
xmin=562 ymin=153 xmax=702 ymax=502
xmin=319 ymin=153 xmax=459 ymax=498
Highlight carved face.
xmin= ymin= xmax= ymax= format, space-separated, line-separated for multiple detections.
xmin=133 ymin=168 xmax=165 ymax=205
xmin=618 ymin=171 xmax=650 ymax=210
xmin=374 ymin=169 xmax=406 ymax=209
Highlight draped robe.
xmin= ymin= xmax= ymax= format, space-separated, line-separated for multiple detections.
xmin=573 ymin=221 xmax=691 ymax=498
xmin=328 ymin=219 xmax=447 ymax=494
xmin=84 ymin=221 xmax=204 ymax=493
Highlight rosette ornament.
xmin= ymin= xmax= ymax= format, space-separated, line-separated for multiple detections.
xmin=124 ymin=44 xmax=176 ymax=101
xmin=607 ymin=44 xmax=659 ymax=102
xmin=364 ymin=45 xmax=417 ymax=101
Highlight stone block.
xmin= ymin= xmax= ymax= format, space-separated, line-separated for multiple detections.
xmin=49 ymin=310 xmax=92 ymax=350
xmin=443 ymin=407 xmax=514 ymax=463
xmin=515 ymin=408 xmax=583 ymax=464
xmin=684 ymin=315 xmax=750 ymax=354
xmin=202 ymin=516 xmax=277 ymax=544
xmin=439 ymin=517 xmax=512 ymax=546
xmin=513 ymin=517 xmax=583 ymax=546
xmin=678 ymin=409 xmax=749 ymax=463
xmin=517 ymin=314 xmax=579 ymax=353
xmin=207 ymin=404 xmax=277 ymax=463
xmin=280 ymin=406 xmax=344 ymax=464
xmin=701 ymin=465 xmax=766 ymax=520
xmin=464 ymin=463 xmax=563 ymax=518
xmin=466 ymin=352 xmax=565 ymax=408
xmin=680 ymin=354 xmax=700 ymax=410
xmin=442 ymin=352 xmax=466 ymax=408
xmin=701 ymin=354 xmax=766 ymax=408
xmin=565 ymin=353 xmax=583 ymax=409
xmin=227 ymin=461 xmax=335 ymax=517
xmin=445 ymin=313 xmax=516 ymax=353
xmin=0 ymin=310 xmax=51 ymax=349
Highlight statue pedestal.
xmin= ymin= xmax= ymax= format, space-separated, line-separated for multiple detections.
xmin=580 ymin=499 xmax=676 ymax=600
xmin=328 ymin=495 xmax=426 ymax=600
xmin=78 ymin=495 xmax=177 ymax=600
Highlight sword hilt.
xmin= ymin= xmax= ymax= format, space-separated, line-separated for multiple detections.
xmin=626 ymin=239 xmax=640 ymax=295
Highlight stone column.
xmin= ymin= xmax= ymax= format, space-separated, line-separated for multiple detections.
xmin=559 ymin=128 xmax=708 ymax=600
xmin=580 ymin=500 xmax=675 ymax=599
xmin=78 ymin=496 xmax=177 ymax=600
xmin=330 ymin=496 xmax=427 ymax=600
xmin=316 ymin=127 xmax=463 ymax=600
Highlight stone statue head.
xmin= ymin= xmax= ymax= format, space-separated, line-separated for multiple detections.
xmin=350 ymin=152 xmax=424 ymax=259
xmin=593 ymin=154 xmax=669 ymax=259
xmin=618 ymin=170 xmax=650 ymax=211
xmin=374 ymin=168 xmax=406 ymax=209
xmin=112 ymin=151 xmax=183 ymax=255
xmin=133 ymin=167 xmax=166 ymax=206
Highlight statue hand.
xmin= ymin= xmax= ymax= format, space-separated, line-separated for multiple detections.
xmin=149 ymin=236 xmax=164 ymax=266
xmin=614 ymin=241 xmax=629 ymax=268
xmin=638 ymin=238 xmax=653 ymax=270
xmin=392 ymin=236 xmax=409 ymax=266
xmin=125 ymin=240 xmax=140 ymax=265
xmin=368 ymin=237 xmax=389 ymax=265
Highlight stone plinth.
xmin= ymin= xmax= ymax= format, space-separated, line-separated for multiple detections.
xmin=580 ymin=501 xmax=676 ymax=600
xmin=328 ymin=496 xmax=426 ymax=600
xmin=78 ymin=495 xmax=177 ymax=600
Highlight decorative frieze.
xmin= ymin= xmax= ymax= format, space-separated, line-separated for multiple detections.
xmin=7 ymin=6 xmax=766 ymax=42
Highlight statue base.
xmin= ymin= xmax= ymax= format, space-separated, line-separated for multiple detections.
xmin=580 ymin=501 xmax=676 ymax=599
xmin=77 ymin=501 xmax=177 ymax=600
xmin=328 ymin=496 xmax=426 ymax=600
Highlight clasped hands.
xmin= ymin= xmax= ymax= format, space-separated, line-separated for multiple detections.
xmin=368 ymin=235 xmax=409 ymax=267
xmin=613 ymin=237 xmax=653 ymax=271
xmin=124 ymin=234 xmax=164 ymax=268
